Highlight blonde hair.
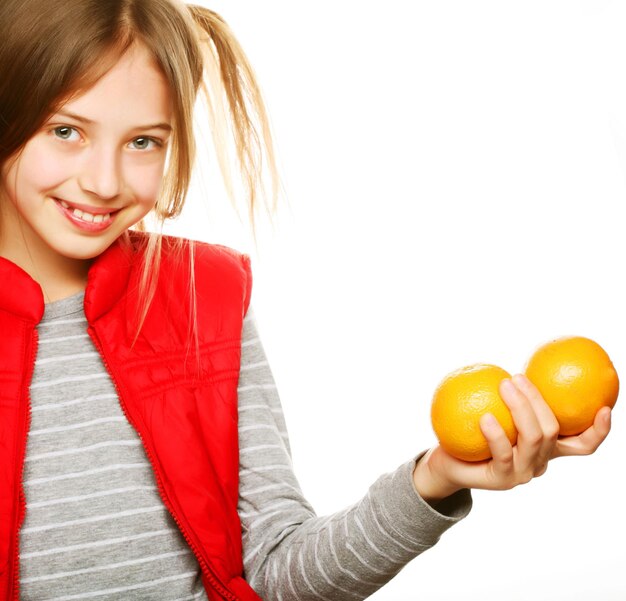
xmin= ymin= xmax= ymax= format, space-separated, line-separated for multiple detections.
xmin=0 ymin=0 xmax=278 ymax=338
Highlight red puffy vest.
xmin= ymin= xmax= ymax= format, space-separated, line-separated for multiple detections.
xmin=0 ymin=233 xmax=262 ymax=601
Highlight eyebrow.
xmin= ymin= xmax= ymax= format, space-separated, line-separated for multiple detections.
xmin=56 ymin=110 xmax=172 ymax=133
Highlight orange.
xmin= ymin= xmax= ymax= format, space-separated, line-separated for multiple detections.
xmin=525 ymin=336 xmax=619 ymax=436
xmin=431 ymin=364 xmax=517 ymax=462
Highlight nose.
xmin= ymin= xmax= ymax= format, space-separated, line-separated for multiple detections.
xmin=77 ymin=144 xmax=122 ymax=200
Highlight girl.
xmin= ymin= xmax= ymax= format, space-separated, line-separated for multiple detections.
xmin=0 ymin=1 xmax=612 ymax=600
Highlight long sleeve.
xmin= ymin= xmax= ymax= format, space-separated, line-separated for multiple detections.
xmin=237 ymin=309 xmax=472 ymax=600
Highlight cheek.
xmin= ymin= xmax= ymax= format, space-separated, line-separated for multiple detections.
xmin=10 ymin=143 xmax=70 ymax=197
xmin=128 ymin=163 xmax=165 ymax=211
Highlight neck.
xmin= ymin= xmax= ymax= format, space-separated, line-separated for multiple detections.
xmin=1 ymin=244 xmax=90 ymax=303
xmin=0 ymin=212 xmax=91 ymax=304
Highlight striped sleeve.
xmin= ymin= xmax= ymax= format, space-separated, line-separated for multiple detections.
xmin=237 ymin=309 xmax=472 ymax=600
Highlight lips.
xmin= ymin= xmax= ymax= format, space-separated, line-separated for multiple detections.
xmin=54 ymin=198 xmax=121 ymax=221
xmin=58 ymin=200 xmax=111 ymax=223
xmin=53 ymin=197 xmax=121 ymax=232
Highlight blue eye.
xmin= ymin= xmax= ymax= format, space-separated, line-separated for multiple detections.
xmin=53 ymin=126 xmax=79 ymax=141
xmin=130 ymin=137 xmax=161 ymax=151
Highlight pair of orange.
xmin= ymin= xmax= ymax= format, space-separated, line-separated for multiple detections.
xmin=431 ymin=336 xmax=619 ymax=462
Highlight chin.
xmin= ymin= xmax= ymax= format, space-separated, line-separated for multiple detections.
xmin=50 ymin=238 xmax=117 ymax=262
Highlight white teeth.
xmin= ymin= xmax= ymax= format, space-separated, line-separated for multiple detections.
xmin=64 ymin=203 xmax=111 ymax=223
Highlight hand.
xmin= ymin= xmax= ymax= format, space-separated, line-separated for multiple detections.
xmin=413 ymin=374 xmax=612 ymax=504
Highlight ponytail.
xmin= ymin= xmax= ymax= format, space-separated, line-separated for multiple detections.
xmin=133 ymin=3 xmax=279 ymax=349
xmin=188 ymin=5 xmax=279 ymax=230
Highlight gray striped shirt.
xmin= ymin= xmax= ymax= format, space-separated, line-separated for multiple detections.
xmin=19 ymin=291 xmax=471 ymax=600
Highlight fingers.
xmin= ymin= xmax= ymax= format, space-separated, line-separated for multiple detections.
xmin=500 ymin=375 xmax=558 ymax=476
xmin=479 ymin=412 xmax=515 ymax=484
xmin=510 ymin=375 xmax=560 ymax=440
xmin=475 ymin=374 xmax=559 ymax=489
xmin=508 ymin=374 xmax=560 ymax=466
xmin=554 ymin=406 xmax=612 ymax=457
xmin=433 ymin=379 xmax=612 ymax=493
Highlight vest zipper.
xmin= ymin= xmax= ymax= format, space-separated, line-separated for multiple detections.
xmin=11 ymin=328 xmax=38 ymax=600
xmin=87 ymin=326 xmax=239 ymax=601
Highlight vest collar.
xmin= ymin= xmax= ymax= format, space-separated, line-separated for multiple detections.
xmin=0 ymin=234 xmax=138 ymax=325
xmin=0 ymin=256 xmax=45 ymax=324
xmin=84 ymin=234 xmax=138 ymax=323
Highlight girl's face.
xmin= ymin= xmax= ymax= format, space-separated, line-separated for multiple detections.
xmin=0 ymin=43 xmax=173 ymax=266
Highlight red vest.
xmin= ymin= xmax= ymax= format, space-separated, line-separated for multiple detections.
xmin=0 ymin=234 xmax=262 ymax=601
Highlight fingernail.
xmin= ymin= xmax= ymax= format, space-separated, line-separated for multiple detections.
xmin=481 ymin=413 xmax=497 ymax=428
xmin=512 ymin=373 xmax=528 ymax=386
xmin=500 ymin=378 xmax=514 ymax=393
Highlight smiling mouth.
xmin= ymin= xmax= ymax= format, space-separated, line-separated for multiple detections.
xmin=55 ymin=199 xmax=117 ymax=224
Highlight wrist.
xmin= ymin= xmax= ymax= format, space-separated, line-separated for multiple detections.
xmin=412 ymin=448 xmax=462 ymax=505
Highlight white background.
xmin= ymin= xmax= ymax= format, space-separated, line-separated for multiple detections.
xmin=163 ymin=2 xmax=626 ymax=599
